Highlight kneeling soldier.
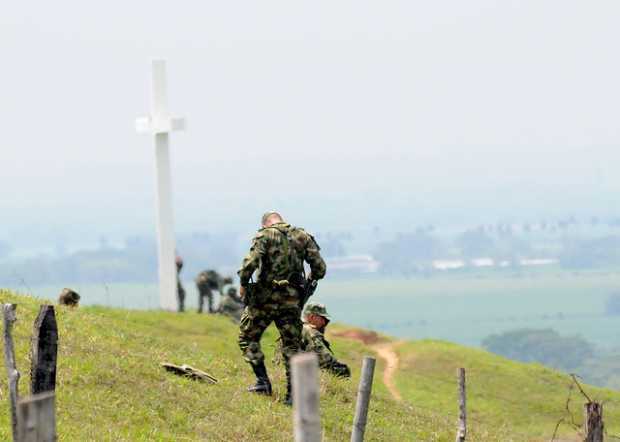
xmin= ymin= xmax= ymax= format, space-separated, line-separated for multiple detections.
xmin=302 ymin=303 xmax=351 ymax=378
xmin=218 ymin=287 xmax=244 ymax=322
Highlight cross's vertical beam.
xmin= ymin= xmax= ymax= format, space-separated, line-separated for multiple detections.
xmin=154 ymin=130 xmax=177 ymax=311
xmin=136 ymin=59 xmax=185 ymax=311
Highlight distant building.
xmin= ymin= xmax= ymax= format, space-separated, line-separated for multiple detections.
xmin=432 ymin=260 xmax=466 ymax=270
xmin=325 ymin=255 xmax=380 ymax=274
xmin=519 ymin=258 xmax=558 ymax=267
xmin=470 ymin=258 xmax=494 ymax=267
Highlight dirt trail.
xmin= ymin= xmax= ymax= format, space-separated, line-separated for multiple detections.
xmin=371 ymin=342 xmax=403 ymax=402
xmin=332 ymin=329 xmax=403 ymax=402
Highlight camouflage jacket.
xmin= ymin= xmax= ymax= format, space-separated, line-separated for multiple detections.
xmin=196 ymin=270 xmax=230 ymax=293
xmin=238 ymin=223 xmax=326 ymax=287
xmin=302 ymin=323 xmax=350 ymax=377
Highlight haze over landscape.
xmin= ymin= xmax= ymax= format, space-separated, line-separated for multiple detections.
xmin=2 ymin=0 xmax=620 ymax=393
xmin=2 ymin=0 xmax=620 ymax=250
xmin=4 ymin=3 xmax=620 ymax=441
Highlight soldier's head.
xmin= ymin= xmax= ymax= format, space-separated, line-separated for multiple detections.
xmin=58 ymin=288 xmax=80 ymax=307
xmin=304 ymin=302 xmax=331 ymax=330
xmin=261 ymin=211 xmax=284 ymax=228
xmin=227 ymin=287 xmax=237 ymax=296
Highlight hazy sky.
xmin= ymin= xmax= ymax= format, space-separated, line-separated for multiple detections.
xmin=2 ymin=1 xmax=619 ymax=245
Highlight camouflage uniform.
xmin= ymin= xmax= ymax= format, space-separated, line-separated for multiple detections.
xmin=58 ymin=288 xmax=80 ymax=307
xmin=218 ymin=287 xmax=244 ymax=322
xmin=238 ymin=219 xmax=326 ymax=402
xmin=302 ymin=303 xmax=351 ymax=378
xmin=195 ymin=270 xmax=231 ymax=314
xmin=176 ymin=256 xmax=186 ymax=312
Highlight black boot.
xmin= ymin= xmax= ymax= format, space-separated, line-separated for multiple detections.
xmin=248 ymin=362 xmax=272 ymax=396
xmin=284 ymin=370 xmax=293 ymax=406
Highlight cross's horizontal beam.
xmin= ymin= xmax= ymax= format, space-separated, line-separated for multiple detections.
xmin=136 ymin=116 xmax=185 ymax=134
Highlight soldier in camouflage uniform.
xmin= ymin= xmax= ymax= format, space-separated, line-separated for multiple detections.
xmin=218 ymin=286 xmax=244 ymax=322
xmin=238 ymin=211 xmax=326 ymax=405
xmin=58 ymin=288 xmax=80 ymax=307
xmin=195 ymin=270 xmax=232 ymax=314
xmin=302 ymin=303 xmax=351 ymax=378
xmin=176 ymin=256 xmax=186 ymax=312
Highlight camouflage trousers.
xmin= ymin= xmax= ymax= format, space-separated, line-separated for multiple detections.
xmin=197 ymin=288 xmax=215 ymax=314
xmin=238 ymin=303 xmax=302 ymax=372
xmin=177 ymin=279 xmax=186 ymax=312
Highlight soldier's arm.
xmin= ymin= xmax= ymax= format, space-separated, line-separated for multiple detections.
xmin=307 ymin=333 xmax=340 ymax=368
xmin=304 ymin=234 xmax=327 ymax=280
xmin=237 ymin=233 xmax=266 ymax=286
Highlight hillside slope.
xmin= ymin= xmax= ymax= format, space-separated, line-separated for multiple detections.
xmin=1 ymin=290 xmax=619 ymax=441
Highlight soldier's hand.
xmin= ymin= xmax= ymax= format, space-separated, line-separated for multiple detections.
xmin=239 ymin=286 xmax=246 ymax=299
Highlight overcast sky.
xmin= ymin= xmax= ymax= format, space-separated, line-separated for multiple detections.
xmin=2 ymin=1 xmax=619 ymax=245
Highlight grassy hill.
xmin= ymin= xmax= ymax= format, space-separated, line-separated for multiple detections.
xmin=1 ymin=289 xmax=619 ymax=441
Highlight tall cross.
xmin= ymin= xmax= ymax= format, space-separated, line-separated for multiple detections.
xmin=136 ymin=59 xmax=185 ymax=311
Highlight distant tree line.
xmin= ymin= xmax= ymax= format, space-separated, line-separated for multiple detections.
xmin=482 ymin=327 xmax=620 ymax=390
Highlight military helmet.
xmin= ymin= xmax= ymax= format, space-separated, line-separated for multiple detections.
xmin=304 ymin=302 xmax=331 ymax=320
xmin=227 ymin=287 xmax=237 ymax=296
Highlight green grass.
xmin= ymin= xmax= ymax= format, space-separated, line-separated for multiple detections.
xmin=2 ymin=289 xmax=620 ymax=441
xmin=394 ymin=340 xmax=620 ymax=441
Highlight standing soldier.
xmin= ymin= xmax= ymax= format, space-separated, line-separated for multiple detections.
xmin=176 ymin=255 xmax=186 ymax=312
xmin=238 ymin=211 xmax=326 ymax=405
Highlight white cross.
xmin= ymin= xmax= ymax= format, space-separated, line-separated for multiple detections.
xmin=136 ymin=59 xmax=185 ymax=311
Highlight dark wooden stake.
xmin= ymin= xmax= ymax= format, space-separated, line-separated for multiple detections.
xmin=30 ymin=306 xmax=58 ymax=395
xmin=17 ymin=392 xmax=56 ymax=442
xmin=584 ymin=402 xmax=604 ymax=442
xmin=3 ymin=303 xmax=20 ymax=442
xmin=456 ymin=368 xmax=466 ymax=442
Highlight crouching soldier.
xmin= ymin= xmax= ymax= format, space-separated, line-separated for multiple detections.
xmin=218 ymin=287 xmax=244 ymax=322
xmin=302 ymin=303 xmax=351 ymax=378
xmin=58 ymin=288 xmax=80 ymax=307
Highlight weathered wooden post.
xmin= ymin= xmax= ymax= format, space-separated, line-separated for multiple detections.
xmin=583 ymin=402 xmax=604 ymax=442
xmin=30 ymin=306 xmax=58 ymax=394
xmin=3 ymin=303 xmax=20 ymax=441
xmin=17 ymin=392 xmax=56 ymax=442
xmin=351 ymin=356 xmax=376 ymax=442
xmin=292 ymin=353 xmax=321 ymax=442
xmin=456 ymin=367 xmax=467 ymax=442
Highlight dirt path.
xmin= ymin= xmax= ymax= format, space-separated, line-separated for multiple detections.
xmin=371 ymin=342 xmax=403 ymax=402
xmin=332 ymin=329 xmax=403 ymax=402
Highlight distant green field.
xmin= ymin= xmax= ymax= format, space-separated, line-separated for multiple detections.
xmin=316 ymin=271 xmax=620 ymax=348
xmin=10 ymin=270 xmax=620 ymax=349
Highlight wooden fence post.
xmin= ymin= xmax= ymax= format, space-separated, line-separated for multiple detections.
xmin=30 ymin=306 xmax=58 ymax=394
xmin=292 ymin=353 xmax=321 ymax=442
xmin=583 ymin=402 xmax=603 ymax=442
xmin=456 ymin=367 xmax=466 ymax=442
xmin=351 ymin=356 xmax=376 ymax=442
xmin=3 ymin=303 xmax=20 ymax=442
xmin=17 ymin=392 xmax=56 ymax=442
